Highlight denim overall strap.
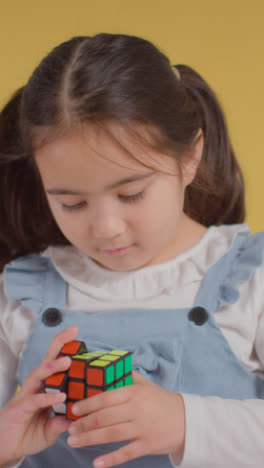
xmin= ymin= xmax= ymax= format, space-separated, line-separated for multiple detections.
xmin=178 ymin=229 xmax=264 ymax=398
xmin=3 ymin=254 xmax=67 ymax=313
xmin=193 ymin=230 xmax=264 ymax=312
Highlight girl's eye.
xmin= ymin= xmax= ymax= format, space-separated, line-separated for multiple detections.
xmin=61 ymin=190 xmax=145 ymax=212
xmin=62 ymin=201 xmax=87 ymax=211
xmin=120 ymin=191 xmax=144 ymax=203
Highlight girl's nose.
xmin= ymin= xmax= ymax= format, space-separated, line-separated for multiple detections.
xmin=92 ymin=215 xmax=126 ymax=240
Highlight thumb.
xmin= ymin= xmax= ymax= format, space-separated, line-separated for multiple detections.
xmin=44 ymin=416 xmax=71 ymax=446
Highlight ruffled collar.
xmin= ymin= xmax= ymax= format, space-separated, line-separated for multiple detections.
xmin=41 ymin=224 xmax=250 ymax=301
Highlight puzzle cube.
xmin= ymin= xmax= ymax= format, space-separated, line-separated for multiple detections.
xmin=67 ymin=349 xmax=133 ymax=420
xmin=44 ymin=341 xmax=133 ymax=420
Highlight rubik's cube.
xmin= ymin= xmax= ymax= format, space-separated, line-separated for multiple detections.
xmin=44 ymin=340 xmax=133 ymax=420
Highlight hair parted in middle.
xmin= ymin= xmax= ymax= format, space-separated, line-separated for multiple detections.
xmin=0 ymin=33 xmax=245 ymax=269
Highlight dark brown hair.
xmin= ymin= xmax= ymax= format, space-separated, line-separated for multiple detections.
xmin=0 ymin=33 xmax=245 ymax=271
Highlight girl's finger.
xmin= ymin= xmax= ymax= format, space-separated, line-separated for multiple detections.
xmin=43 ymin=325 xmax=79 ymax=362
xmin=10 ymin=392 xmax=67 ymax=423
xmin=93 ymin=440 xmax=145 ymax=468
xmin=70 ymin=385 xmax=132 ymax=418
xmin=44 ymin=415 xmax=72 ymax=446
xmin=20 ymin=355 xmax=72 ymax=395
xmin=69 ymin=402 xmax=132 ymax=434
xmin=67 ymin=422 xmax=136 ymax=448
xmin=20 ymin=326 xmax=78 ymax=396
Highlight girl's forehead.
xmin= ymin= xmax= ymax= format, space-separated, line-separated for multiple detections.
xmin=34 ymin=122 xmax=177 ymax=174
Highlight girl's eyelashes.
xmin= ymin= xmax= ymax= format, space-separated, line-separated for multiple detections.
xmin=61 ymin=190 xmax=145 ymax=211
xmin=62 ymin=201 xmax=87 ymax=212
xmin=119 ymin=190 xmax=145 ymax=203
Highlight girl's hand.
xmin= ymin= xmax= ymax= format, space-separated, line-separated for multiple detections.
xmin=0 ymin=325 xmax=78 ymax=465
xmin=67 ymin=370 xmax=186 ymax=468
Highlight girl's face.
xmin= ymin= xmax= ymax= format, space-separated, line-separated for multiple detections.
xmin=35 ymin=123 xmax=203 ymax=271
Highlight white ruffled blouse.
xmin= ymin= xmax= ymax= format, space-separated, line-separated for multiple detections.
xmin=1 ymin=222 xmax=264 ymax=468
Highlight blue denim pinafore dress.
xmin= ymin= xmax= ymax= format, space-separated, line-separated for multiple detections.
xmin=4 ymin=228 xmax=264 ymax=467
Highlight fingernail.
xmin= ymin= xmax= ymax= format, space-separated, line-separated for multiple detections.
xmin=59 ymin=356 xmax=71 ymax=364
xmin=68 ymin=436 xmax=79 ymax=446
xmin=94 ymin=459 xmax=105 ymax=468
xmin=55 ymin=392 xmax=66 ymax=401
xmin=67 ymin=325 xmax=78 ymax=332
xmin=68 ymin=425 xmax=78 ymax=434
xmin=72 ymin=404 xmax=79 ymax=415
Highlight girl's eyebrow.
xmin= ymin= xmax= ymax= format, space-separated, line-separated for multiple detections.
xmin=46 ymin=172 xmax=155 ymax=195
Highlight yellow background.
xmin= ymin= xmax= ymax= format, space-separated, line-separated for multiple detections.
xmin=1 ymin=0 xmax=263 ymax=232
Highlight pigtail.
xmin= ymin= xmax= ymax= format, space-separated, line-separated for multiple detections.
xmin=0 ymin=88 xmax=25 ymax=270
xmin=0 ymin=88 xmax=68 ymax=273
xmin=177 ymin=65 xmax=245 ymax=226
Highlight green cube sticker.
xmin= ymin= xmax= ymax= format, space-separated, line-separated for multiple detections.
xmin=124 ymin=355 xmax=132 ymax=373
xmin=106 ymin=386 xmax=115 ymax=391
xmin=116 ymin=360 xmax=123 ymax=379
xmin=125 ymin=374 xmax=133 ymax=386
xmin=106 ymin=365 xmax=114 ymax=384
xmin=115 ymin=380 xmax=124 ymax=388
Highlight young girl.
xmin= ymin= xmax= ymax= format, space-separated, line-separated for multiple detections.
xmin=0 ymin=33 xmax=264 ymax=468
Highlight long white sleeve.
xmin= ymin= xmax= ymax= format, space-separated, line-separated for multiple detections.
xmin=170 ymin=394 xmax=264 ymax=467
xmin=0 ymin=275 xmax=35 ymax=468
xmin=170 ymin=236 xmax=264 ymax=467
xmin=0 ymin=335 xmax=22 ymax=468
xmin=0 ymin=289 xmax=19 ymax=408
xmin=0 ymin=342 xmax=24 ymax=468
xmin=0 ymin=337 xmax=18 ymax=406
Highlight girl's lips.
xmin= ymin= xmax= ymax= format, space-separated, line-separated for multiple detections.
xmin=102 ymin=245 xmax=133 ymax=256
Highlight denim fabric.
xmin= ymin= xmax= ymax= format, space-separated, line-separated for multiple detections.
xmin=4 ymin=230 xmax=264 ymax=467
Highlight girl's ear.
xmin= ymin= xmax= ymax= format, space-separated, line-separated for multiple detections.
xmin=181 ymin=129 xmax=203 ymax=187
